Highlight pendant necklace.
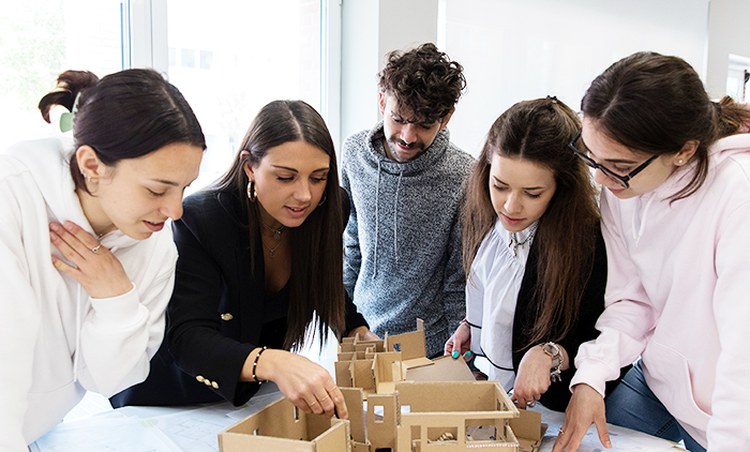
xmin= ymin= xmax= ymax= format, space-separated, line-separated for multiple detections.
xmin=261 ymin=221 xmax=286 ymax=257
xmin=509 ymin=224 xmax=537 ymax=257
xmin=261 ymin=221 xmax=286 ymax=241
xmin=264 ymin=239 xmax=285 ymax=257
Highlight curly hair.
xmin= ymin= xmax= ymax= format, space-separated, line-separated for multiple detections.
xmin=378 ymin=42 xmax=466 ymax=124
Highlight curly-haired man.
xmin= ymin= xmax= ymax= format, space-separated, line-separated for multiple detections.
xmin=341 ymin=43 xmax=474 ymax=357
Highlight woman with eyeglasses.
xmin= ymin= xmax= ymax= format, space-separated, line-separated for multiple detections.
xmin=110 ymin=100 xmax=377 ymax=419
xmin=554 ymin=52 xmax=750 ymax=452
xmin=444 ymin=97 xmax=625 ymax=412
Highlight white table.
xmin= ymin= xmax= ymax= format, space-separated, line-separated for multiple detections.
xmin=30 ymin=386 xmax=684 ymax=452
xmin=31 ymin=333 xmax=684 ymax=451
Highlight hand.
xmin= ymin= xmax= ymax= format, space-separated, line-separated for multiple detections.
xmin=49 ymin=221 xmax=133 ymax=298
xmin=444 ymin=322 xmax=471 ymax=360
xmin=348 ymin=325 xmax=380 ymax=342
xmin=512 ymin=346 xmax=553 ymax=408
xmin=255 ymin=349 xmax=348 ymax=419
xmin=552 ymin=384 xmax=611 ymax=451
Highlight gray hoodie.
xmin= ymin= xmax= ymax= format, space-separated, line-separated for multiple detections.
xmin=341 ymin=121 xmax=475 ymax=356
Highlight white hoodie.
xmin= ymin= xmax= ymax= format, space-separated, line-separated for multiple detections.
xmin=0 ymin=138 xmax=176 ymax=450
xmin=571 ymin=134 xmax=750 ymax=450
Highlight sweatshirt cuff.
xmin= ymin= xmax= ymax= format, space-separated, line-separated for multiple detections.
xmin=89 ymin=283 xmax=142 ymax=327
xmin=569 ymin=360 xmax=609 ymax=397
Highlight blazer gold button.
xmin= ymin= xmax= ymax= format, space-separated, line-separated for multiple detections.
xmin=211 ymin=381 xmax=219 ymax=389
xmin=220 ymin=313 xmax=234 ymax=321
xmin=196 ymin=375 xmax=205 ymax=383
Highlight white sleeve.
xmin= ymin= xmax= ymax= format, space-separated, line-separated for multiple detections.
xmin=0 ymin=191 xmax=41 ymax=451
xmin=75 ymin=238 xmax=176 ymax=396
xmin=465 ymin=260 xmax=484 ymax=355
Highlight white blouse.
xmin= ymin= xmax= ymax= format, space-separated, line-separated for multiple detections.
xmin=465 ymin=219 xmax=537 ymax=391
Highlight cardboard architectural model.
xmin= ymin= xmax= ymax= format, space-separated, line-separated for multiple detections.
xmin=219 ymin=396 xmax=350 ymax=451
xmin=219 ymin=321 xmax=544 ymax=452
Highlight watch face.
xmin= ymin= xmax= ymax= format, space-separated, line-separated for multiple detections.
xmin=542 ymin=343 xmax=562 ymax=368
xmin=542 ymin=342 xmax=558 ymax=356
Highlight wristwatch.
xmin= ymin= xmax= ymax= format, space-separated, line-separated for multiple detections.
xmin=541 ymin=342 xmax=563 ymax=383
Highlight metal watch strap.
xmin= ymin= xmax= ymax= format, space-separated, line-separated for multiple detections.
xmin=541 ymin=342 xmax=563 ymax=383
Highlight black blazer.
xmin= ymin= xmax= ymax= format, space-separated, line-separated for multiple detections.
xmin=111 ymin=188 xmax=367 ymax=407
xmin=510 ymin=228 xmax=626 ymax=412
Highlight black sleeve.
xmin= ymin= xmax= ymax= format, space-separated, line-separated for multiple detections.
xmin=166 ymin=195 xmax=259 ymax=406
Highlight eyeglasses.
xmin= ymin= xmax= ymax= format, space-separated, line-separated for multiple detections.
xmin=568 ymin=130 xmax=658 ymax=189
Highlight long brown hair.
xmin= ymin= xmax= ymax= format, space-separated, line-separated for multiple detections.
xmin=463 ymin=97 xmax=599 ymax=345
xmin=212 ymin=100 xmax=345 ymax=350
xmin=582 ymin=51 xmax=750 ymax=201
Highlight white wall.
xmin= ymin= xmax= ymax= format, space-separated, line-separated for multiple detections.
xmin=706 ymin=0 xmax=750 ymax=98
xmin=340 ymin=0 xmax=438 ymax=147
xmin=341 ymin=0 xmax=719 ymax=157
xmin=440 ymin=0 xmax=710 ymax=156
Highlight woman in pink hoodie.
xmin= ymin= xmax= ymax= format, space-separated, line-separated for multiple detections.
xmin=554 ymin=52 xmax=750 ymax=452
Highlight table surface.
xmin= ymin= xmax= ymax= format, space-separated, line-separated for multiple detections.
xmin=30 ymin=333 xmax=685 ymax=451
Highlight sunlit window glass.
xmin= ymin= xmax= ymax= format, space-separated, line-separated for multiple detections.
xmin=166 ymin=0 xmax=322 ymax=191
xmin=1 ymin=0 xmax=123 ymax=145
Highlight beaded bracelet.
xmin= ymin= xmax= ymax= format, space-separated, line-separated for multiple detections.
xmin=252 ymin=346 xmax=268 ymax=384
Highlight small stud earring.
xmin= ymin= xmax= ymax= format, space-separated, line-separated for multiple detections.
xmin=677 ymin=159 xmax=684 ymax=165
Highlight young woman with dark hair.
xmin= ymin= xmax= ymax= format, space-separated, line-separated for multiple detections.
xmin=111 ymin=100 xmax=377 ymax=419
xmin=1 ymin=68 xmax=205 ymax=449
xmin=555 ymin=52 xmax=750 ymax=452
xmin=445 ymin=97 xmax=623 ymax=412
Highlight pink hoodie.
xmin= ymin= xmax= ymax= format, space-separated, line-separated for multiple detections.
xmin=571 ymin=134 xmax=750 ymax=450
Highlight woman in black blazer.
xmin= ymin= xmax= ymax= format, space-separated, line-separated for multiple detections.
xmin=111 ymin=100 xmax=376 ymax=419
xmin=445 ymin=97 xmax=625 ymax=412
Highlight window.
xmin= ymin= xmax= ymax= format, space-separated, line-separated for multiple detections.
xmin=0 ymin=0 xmax=124 ymax=145
xmin=2 ymin=0 xmax=336 ymax=195
xmin=163 ymin=0 xmax=329 ymax=191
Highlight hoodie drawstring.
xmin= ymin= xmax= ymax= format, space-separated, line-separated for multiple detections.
xmin=72 ymin=285 xmax=83 ymax=382
xmin=393 ymin=170 xmax=404 ymax=262
xmin=372 ymin=161 xmax=382 ymax=280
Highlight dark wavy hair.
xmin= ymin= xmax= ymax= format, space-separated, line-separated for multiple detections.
xmin=582 ymin=51 xmax=750 ymax=200
xmin=38 ymin=69 xmax=206 ymax=193
xmin=212 ymin=100 xmax=345 ymax=350
xmin=463 ymin=97 xmax=598 ymax=346
xmin=378 ymin=42 xmax=466 ymax=124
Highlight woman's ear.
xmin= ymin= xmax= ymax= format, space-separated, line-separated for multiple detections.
xmin=240 ymin=151 xmax=254 ymax=180
xmin=75 ymin=145 xmax=104 ymax=180
xmin=673 ymin=140 xmax=699 ymax=166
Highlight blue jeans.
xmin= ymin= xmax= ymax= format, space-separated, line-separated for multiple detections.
xmin=605 ymin=360 xmax=706 ymax=452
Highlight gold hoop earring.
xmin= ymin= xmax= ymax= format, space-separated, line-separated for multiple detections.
xmin=318 ymin=192 xmax=327 ymax=207
xmin=247 ymin=181 xmax=257 ymax=202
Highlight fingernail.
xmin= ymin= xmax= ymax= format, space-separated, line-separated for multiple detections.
xmin=452 ymin=350 xmax=459 ymax=359
xmin=464 ymin=351 xmax=472 ymax=359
